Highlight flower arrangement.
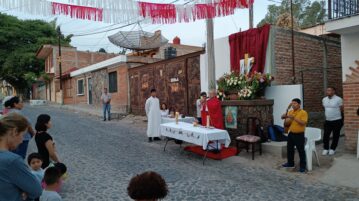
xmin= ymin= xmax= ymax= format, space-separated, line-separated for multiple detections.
xmin=217 ymin=71 xmax=274 ymax=100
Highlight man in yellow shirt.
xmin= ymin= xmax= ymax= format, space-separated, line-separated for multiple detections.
xmin=281 ymin=98 xmax=308 ymax=173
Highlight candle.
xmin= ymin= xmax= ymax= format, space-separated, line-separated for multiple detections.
xmin=175 ymin=112 xmax=179 ymax=124
xmin=206 ymin=115 xmax=210 ymax=128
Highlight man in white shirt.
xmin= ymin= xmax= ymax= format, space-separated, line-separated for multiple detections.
xmin=145 ymin=89 xmax=161 ymax=142
xmin=322 ymin=87 xmax=343 ymax=155
xmin=196 ymin=92 xmax=207 ymax=124
xmin=101 ymin=88 xmax=111 ymax=121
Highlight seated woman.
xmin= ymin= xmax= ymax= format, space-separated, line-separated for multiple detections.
xmin=160 ymin=103 xmax=169 ymax=117
xmin=0 ymin=113 xmax=42 ymax=201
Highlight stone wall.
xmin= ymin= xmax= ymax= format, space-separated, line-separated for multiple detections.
xmin=221 ymin=100 xmax=274 ymax=144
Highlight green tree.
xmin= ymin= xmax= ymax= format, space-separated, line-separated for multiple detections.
xmin=0 ymin=13 xmax=71 ymax=95
xmin=98 ymin=48 xmax=107 ymax=53
xmin=257 ymin=0 xmax=326 ymax=29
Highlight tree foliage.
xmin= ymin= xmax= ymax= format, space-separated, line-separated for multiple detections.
xmin=98 ymin=48 xmax=107 ymax=53
xmin=257 ymin=0 xmax=326 ymax=29
xmin=0 ymin=13 xmax=71 ymax=93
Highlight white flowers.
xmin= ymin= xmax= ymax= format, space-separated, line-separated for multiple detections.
xmin=238 ymin=87 xmax=253 ymax=99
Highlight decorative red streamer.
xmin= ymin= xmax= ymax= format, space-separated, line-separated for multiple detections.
xmin=138 ymin=0 xmax=254 ymax=24
xmin=138 ymin=2 xmax=177 ymax=24
xmin=51 ymin=2 xmax=103 ymax=21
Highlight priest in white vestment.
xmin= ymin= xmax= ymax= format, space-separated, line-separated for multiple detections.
xmin=145 ymin=89 xmax=162 ymax=142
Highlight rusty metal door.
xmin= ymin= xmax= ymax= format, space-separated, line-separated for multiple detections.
xmin=154 ymin=64 xmax=168 ymax=107
xmin=129 ymin=71 xmax=140 ymax=114
xmin=166 ymin=61 xmax=187 ymax=114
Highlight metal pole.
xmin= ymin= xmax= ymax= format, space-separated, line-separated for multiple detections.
xmin=290 ymin=0 xmax=296 ymax=84
xmin=328 ymin=0 xmax=332 ymax=19
xmin=249 ymin=3 xmax=254 ymax=29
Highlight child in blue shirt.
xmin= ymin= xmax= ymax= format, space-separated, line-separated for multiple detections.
xmin=28 ymin=153 xmax=45 ymax=183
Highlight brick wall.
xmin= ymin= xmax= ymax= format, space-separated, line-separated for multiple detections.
xmin=37 ymin=45 xmax=118 ymax=103
xmin=57 ymin=49 xmax=117 ymax=74
xmin=273 ymin=27 xmax=342 ymax=128
xmin=107 ymin=66 xmax=129 ymax=113
xmin=343 ymin=82 xmax=359 ymax=152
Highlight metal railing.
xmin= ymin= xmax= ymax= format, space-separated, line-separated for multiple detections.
xmin=328 ymin=0 xmax=359 ymax=19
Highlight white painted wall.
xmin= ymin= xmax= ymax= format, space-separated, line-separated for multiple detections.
xmin=341 ymin=32 xmax=359 ymax=81
xmin=265 ymin=85 xmax=303 ymax=126
xmin=214 ymin=36 xmax=231 ymax=81
xmin=200 ymin=36 xmax=230 ymax=93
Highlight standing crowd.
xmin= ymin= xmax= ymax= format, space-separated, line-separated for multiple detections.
xmin=0 ymin=95 xmax=169 ymax=201
xmin=0 ymin=96 xmax=66 ymax=201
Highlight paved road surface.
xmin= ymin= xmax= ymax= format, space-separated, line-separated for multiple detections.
xmin=23 ymin=105 xmax=359 ymax=201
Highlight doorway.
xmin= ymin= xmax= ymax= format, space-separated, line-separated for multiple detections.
xmin=87 ymin=77 xmax=93 ymax=104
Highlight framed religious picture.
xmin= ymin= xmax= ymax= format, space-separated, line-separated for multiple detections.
xmin=225 ymin=106 xmax=237 ymax=129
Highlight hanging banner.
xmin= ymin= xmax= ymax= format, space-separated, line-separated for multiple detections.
xmin=0 ymin=0 xmax=253 ymax=24
xmin=52 ymin=2 xmax=103 ymax=21
xmin=138 ymin=0 xmax=254 ymax=24
xmin=0 ymin=0 xmax=52 ymax=16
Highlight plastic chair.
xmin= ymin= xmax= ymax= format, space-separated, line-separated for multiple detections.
xmin=305 ymin=127 xmax=321 ymax=171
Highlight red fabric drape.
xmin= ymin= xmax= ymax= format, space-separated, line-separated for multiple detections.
xmin=229 ymin=24 xmax=270 ymax=73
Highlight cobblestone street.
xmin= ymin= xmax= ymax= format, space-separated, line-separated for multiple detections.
xmin=24 ymin=105 xmax=359 ymax=201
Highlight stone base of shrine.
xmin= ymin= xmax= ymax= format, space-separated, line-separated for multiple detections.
xmin=221 ymin=99 xmax=274 ymax=145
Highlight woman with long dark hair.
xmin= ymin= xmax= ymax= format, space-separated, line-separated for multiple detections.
xmin=35 ymin=114 xmax=60 ymax=168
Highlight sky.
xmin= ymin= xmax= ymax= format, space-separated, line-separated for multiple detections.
xmin=0 ymin=0 xmax=280 ymax=53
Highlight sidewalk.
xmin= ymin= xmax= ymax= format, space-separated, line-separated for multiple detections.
xmin=47 ymin=102 xmax=148 ymax=126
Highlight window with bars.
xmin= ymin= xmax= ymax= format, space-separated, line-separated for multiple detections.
xmin=108 ymin=71 xmax=118 ymax=93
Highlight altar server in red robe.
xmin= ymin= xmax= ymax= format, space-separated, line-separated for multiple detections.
xmin=207 ymin=90 xmax=224 ymax=129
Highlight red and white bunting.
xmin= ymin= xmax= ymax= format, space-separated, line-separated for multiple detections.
xmin=52 ymin=2 xmax=103 ymax=21
xmin=138 ymin=0 xmax=254 ymax=24
xmin=0 ymin=0 xmax=253 ymax=24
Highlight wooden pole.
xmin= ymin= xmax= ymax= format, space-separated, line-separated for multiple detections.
xmin=57 ymin=27 xmax=64 ymax=105
xmin=206 ymin=18 xmax=216 ymax=91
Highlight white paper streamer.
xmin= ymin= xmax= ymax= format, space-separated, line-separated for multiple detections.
xmin=0 ymin=0 xmax=52 ymax=16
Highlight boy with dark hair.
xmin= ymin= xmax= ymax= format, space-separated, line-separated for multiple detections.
xmin=40 ymin=167 xmax=62 ymax=201
xmin=281 ymin=98 xmax=308 ymax=173
xmin=27 ymin=153 xmax=45 ymax=183
xmin=196 ymin=92 xmax=207 ymax=124
xmin=127 ymin=171 xmax=168 ymax=201
xmin=145 ymin=89 xmax=161 ymax=142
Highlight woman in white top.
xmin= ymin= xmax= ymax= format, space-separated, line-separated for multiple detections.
xmin=160 ymin=103 xmax=169 ymax=117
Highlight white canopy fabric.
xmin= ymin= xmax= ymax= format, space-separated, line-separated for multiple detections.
xmin=108 ymin=30 xmax=168 ymax=50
